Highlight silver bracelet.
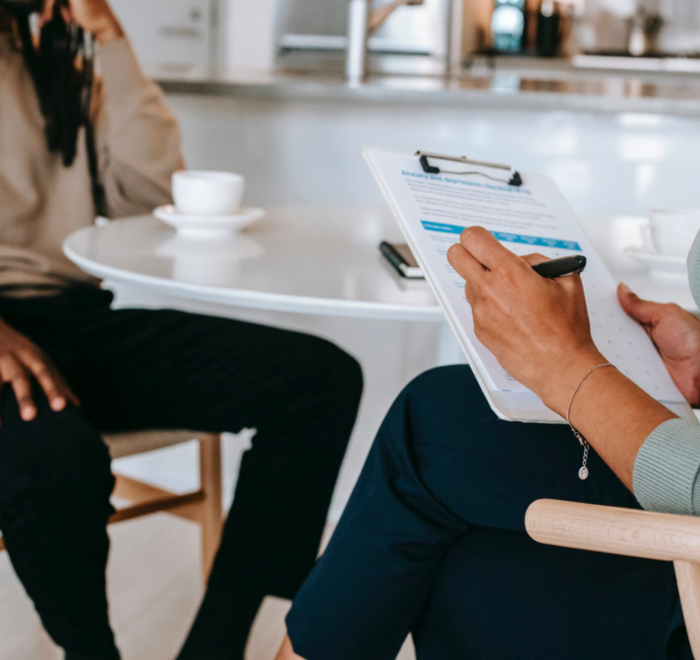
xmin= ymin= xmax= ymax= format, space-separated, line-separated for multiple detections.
xmin=566 ymin=362 xmax=614 ymax=481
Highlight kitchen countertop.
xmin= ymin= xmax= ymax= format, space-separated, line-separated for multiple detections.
xmin=152 ymin=53 xmax=700 ymax=117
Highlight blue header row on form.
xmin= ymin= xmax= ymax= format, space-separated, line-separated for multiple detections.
xmin=420 ymin=221 xmax=582 ymax=252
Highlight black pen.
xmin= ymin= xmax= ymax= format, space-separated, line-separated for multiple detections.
xmin=531 ymin=255 xmax=587 ymax=279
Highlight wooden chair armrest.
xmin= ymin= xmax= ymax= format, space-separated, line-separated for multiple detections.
xmin=526 ymin=499 xmax=700 ymax=563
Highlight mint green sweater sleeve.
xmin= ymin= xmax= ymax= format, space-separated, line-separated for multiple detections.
xmin=634 ymin=419 xmax=700 ymax=514
xmin=632 ymin=233 xmax=700 ymax=514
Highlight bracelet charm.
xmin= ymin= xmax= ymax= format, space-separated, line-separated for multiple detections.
xmin=567 ymin=362 xmax=615 ymax=481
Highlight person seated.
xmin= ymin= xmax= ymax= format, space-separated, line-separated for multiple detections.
xmin=0 ymin=1 xmax=362 ymax=659
xmin=274 ymin=226 xmax=700 ymax=660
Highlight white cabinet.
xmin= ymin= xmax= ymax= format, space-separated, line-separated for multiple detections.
xmin=220 ymin=0 xmax=278 ymax=70
xmin=109 ymin=0 xmax=217 ymax=68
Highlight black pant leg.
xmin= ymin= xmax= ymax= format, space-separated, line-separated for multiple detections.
xmin=206 ymin=329 xmax=363 ymax=598
xmin=66 ymin=308 xmax=363 ymax=598
xmin=286 ymin=365 xmax=682 ymax=660
xmin=0 ymin=388 xmax=118 ymax=659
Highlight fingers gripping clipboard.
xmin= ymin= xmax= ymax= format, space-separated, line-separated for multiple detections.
xmin=365 ymin=147 xmax=692 ymax=424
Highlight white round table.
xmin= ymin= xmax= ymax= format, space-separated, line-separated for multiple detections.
xmin=64 ymin=206 xmax=696 ymax=317
xmin=64 ymin=206 xmax=443 ymax=322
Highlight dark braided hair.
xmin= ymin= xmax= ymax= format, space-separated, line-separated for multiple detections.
xmin=2 ymin=0 xmax=106 ymax=213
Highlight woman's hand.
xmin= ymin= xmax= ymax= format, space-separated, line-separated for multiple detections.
xmin=618 ymin=284 xmax=700 ymax=406
xmin=447 ymin=228 xmax=680 ymax=490
xmin=447 ymin=227 xmax=605 ymax=416
xmin=0 ymin=318 xmax=79 ymax=423
xmin=41 ymin=0 xmax=123 ymax=44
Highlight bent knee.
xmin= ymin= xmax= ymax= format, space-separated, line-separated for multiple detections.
xmin=0 ymin=403 xmax=114 ymax=516
xmin=402 ymin=365 xmax=485 ymax=410
xmin=297 ymin=336 xmax=364 ymax=401
xmin=331 ymin=343 xmax=363 ymax=400
xmin=387 ymin=365 xmax=495 ymax=447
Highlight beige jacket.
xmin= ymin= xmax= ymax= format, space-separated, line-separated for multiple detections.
xmin=0 ymin=32 xmax=184 ymax=288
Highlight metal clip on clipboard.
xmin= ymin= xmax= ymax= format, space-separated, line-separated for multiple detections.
xmin=416 ymin=151 xmax=523 ymax=187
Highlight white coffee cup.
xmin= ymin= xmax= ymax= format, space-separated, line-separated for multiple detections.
xmin=641 ymin=208 xmax=700 ymax=258
xmin=172 ymin=171 xmax=245 ymax=216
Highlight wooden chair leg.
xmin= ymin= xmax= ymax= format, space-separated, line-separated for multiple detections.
xmin=198 ymin=433 xmax=223 ymax=582
xmin=675 ymin=560 xmax=700 ymax=657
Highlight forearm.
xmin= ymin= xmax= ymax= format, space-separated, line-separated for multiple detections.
xmin=95 ymin=37 xmax=184 ymax=215
xmin=541 ymin=360 xmax=677 ymax=491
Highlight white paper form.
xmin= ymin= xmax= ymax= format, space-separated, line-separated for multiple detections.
xmin=366 ymin=148 xmax=686 ymax=413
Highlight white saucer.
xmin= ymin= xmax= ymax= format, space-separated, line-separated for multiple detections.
xmin=154 ymin=205 xmax=265 ymax=239
xmin=624 ymin=246 xmax=688 ymax=278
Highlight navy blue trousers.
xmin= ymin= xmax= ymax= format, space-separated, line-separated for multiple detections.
xmin=287 ymin=366 xmax=691 ymax=660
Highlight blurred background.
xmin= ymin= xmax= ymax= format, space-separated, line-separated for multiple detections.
xmin=105 ymin=0 xmax=700 ymax=221
xmin=111 ymin=0 xmax=700 ymax=71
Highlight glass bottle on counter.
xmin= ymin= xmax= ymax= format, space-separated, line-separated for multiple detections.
xmin=537 ymin=0 xmax=561 ymax=57
xmin=491 ymin=0 xmax=527 ymax=52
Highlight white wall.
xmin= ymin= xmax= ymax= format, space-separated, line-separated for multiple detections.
xmin=167 ymin=94 xmax=700 ymax=218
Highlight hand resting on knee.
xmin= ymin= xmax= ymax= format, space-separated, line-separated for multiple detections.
xmin=0 ymin=318 xmax=79 ymax=422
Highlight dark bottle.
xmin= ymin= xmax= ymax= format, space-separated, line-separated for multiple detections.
xmin=536 ymin=0 xmax=561 ymax=57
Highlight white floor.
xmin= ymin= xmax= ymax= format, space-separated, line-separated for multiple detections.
xmin=0 ymin=512 xmax=416 ymax=660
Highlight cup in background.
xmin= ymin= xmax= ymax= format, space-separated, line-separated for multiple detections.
xmin=641 ymin=208 xmax=700 ymax=258
xmin=172 ymin=171 xmax=245 ymax=216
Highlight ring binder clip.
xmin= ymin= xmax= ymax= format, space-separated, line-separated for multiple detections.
xmin=416 ymin=151 xmax=523 ymax=187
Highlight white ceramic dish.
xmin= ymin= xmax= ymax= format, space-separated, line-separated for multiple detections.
xmin=624 ymin=246 xmax=688 ymax=278
xmin=172 ymin=171 xmax=245 ymax=216
xmin=644 ymin=209 xmax=700 ymax=257
xmin=154 ymin=205 xmax=265 ymax=239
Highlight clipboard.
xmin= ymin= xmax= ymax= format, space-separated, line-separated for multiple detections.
xmin=365 ymin=146 xmax=694 ymax=425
